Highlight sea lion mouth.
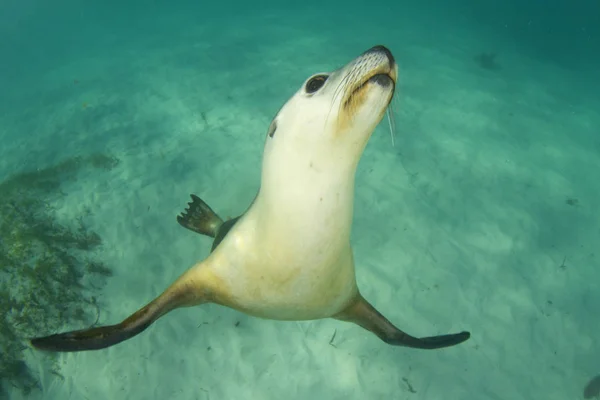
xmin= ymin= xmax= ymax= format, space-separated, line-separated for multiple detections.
xmin=368 ymin=73 xmax=394 ymax=88
xmin=342 ymin=70 xmax=396 ymax=110
xmin=349 ymin=72 xmax=395 ymax=96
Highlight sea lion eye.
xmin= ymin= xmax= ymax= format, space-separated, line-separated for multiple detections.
xmin=305 ymin=75 xmax=328 ymax=94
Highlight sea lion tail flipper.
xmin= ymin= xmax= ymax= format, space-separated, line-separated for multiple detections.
xmin=177 ymin=194 xmax=224 ymax=238
xmin=335 ymin=294 xmax=470 ymax=350
xmin=30 ymin=271 xmax=204 ymax=352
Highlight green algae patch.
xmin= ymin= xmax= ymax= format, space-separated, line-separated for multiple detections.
xmin=0 ymin=154 xmax=119 ymax=395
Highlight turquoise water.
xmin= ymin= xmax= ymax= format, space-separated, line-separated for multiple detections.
xmin=1 ymin=1 xmax=599 ymax=399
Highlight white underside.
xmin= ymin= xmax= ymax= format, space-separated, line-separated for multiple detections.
xmin=202 ymin=138 xmax=361 ymax=320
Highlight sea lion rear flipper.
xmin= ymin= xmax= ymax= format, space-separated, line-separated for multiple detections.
xmin=335 ymin=294 xmax=470 ymax=350
xmin=177 ymin=194 xmax=224 ymax=238
xmin=30 ymin=272 xmax=204 ymax=352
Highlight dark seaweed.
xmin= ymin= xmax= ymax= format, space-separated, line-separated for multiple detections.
xmin=0 ymin=154 xmax=119 ymax=395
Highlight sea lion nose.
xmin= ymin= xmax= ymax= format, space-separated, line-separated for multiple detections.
xmin=365 ymin=45 xmax=396 ymax=66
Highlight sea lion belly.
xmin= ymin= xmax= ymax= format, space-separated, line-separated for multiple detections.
xmin=207 ymin=206 xmax=359 ymax=321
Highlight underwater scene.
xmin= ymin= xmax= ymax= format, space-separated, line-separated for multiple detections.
xmin=1 ymin=0 xmax=599 ymax=399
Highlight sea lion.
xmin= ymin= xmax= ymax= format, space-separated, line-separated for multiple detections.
xmin=30 ymin=45 xmax=470 ymax=352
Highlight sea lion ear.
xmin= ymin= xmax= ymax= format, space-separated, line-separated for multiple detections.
xmin=266 ymin=118 xmax=277 ymax=138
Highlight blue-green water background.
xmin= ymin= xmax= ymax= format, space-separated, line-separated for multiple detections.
xmin=1 ymin=1 xmax=599 ymax=399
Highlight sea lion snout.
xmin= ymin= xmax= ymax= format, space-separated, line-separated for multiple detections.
xmin=363 ymin=45 xmax=396 ymax=67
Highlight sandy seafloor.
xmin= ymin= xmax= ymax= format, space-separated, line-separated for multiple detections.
xmin=1 ymin=1 xmax=599 ymax=400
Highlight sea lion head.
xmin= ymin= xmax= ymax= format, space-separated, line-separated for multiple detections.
xmin=263 ymin=45 xmax=398 ymax=172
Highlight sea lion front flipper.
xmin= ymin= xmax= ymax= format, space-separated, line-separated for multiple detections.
xmin=30 ymin=269 xmax=206 ymax=352
xmin=334 ymin=294 xmax=470 ymax=350
xmin=210 ymin=216 xmax=241 ymax=252
xmin=177 ymin=194 xmax=224 ymax=238
xmin=30 ymin=305 xmax=156 ymax=352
